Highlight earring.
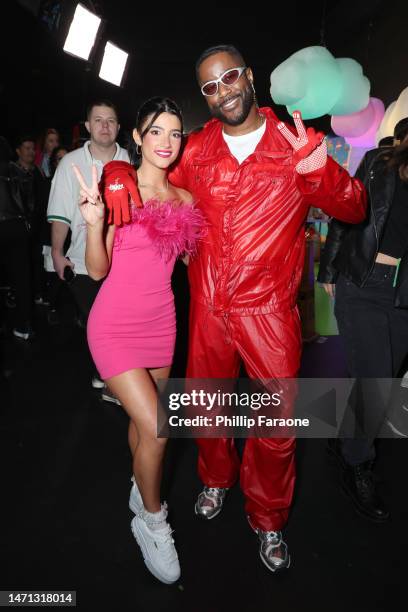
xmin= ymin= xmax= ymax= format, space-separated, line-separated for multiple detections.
xmin=136 ymin=144 xmax=141 ymax=155
xmin=251 ymin=82 xmax=258 ymax=106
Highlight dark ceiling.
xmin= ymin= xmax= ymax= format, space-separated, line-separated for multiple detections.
xmin=2 ymin=0 xmax=405 ymax=144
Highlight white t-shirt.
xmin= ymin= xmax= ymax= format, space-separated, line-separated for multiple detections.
xmin=46 ymin=141 xmax=129 ymax=274
xmin=222 ymin=121 xmax=266 ymax=165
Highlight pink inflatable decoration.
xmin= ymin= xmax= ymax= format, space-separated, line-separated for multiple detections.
xmin=331 ymin=101 xmax=374 ymax=137
xmin=331 ymin=98 xmax=385 ymax=148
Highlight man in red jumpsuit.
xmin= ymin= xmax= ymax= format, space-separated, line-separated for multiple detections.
xmin=169 ymin=44 xmax=367 ymax=572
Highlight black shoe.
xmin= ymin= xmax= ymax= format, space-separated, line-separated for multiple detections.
xmin=34 ymin=294 xmax=50 ymax=306
xmin=5 ymin=291 xmax=16 ymax=309
xmin=326 ymin=438 xmax=347 ymax=470
xmin=47 ymin=308 xmax=60 ymax=326
xmin=342 ymin=461 xmax=389 ymax=523
xmin=12 ymin=327 xmax=35 ymax=341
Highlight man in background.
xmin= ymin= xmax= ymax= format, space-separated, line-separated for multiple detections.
xmin=47 ymin=100 xmax=129 ymax=400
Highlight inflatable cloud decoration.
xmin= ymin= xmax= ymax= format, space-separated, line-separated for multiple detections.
xmin=270 ymin=46 xmax=370 ymax=119
xmin=376 ymin=86 xmax=408 ymax=145
xmin=331 ymin=98 xmax=385 ymax=148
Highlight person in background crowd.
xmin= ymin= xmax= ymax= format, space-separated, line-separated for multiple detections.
xmin=318 ymin=117 xmax=408 ymax=522
xmin=43 ymin=145 xmax=69 ymax=325
xmin=378 ymin=136 xmax=394 ymax=148
xmin=35 ymin=128 xmax=60 ymax=178
xmin=12 ymin=135 xmax=49 ymax=308
xmin=47 ymin=100 xmax=128 ymax=397
xmin=0 ymin=136 xmax=33 ymax=339
xmin=50 ymin=145 xmax=69 ymax=172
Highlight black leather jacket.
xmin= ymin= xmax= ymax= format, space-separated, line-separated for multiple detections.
xmin=318 ymin=148 xmax=408 ymax=307
xmin=0 ymin=162 xmax=26 ymax=222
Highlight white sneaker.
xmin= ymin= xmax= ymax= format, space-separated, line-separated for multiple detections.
xmin=101 ymin=385 xmax=122 ymax=405
xmin=129 ymin=476 xmax=144 ymax=513
xmin=131 ymin=503 xmax=180 ymax=584
xmin=13 ymin=328 xmax=34 ymax=340
xmin=91 ymin=376 xmax=104 ymax=389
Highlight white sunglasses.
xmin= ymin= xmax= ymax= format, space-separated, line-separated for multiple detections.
xmin=200 ymin=66 xmax=247 ymax=97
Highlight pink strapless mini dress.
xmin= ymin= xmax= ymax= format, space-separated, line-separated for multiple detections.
xmin=87 ymin=200 xmax=204 ymax=379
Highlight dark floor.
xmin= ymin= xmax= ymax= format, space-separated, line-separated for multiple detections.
xmin=0 ymin=291 xmax=406 ymax=611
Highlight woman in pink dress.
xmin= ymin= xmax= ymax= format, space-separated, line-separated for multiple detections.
xmin=73 ymin=98 xmax=204 ymax=584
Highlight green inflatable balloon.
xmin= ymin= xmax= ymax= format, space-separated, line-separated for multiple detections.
xmin=270 ymin=46 xmax=370 ymax=119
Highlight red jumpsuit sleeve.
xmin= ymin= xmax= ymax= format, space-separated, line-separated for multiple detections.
xmin=168 ymin=135 xmax=194 ymax=189
xmin=296 ymin=155 xmax=367 ymax=224
xmin=168 ymin=155 xmax=187 ymax=188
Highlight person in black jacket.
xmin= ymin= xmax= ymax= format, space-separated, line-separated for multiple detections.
xmin=318 ymin=118 xmax=408 ymax=523
xmin=12 ymin=135 xmax=50 ymax=306
xmin=0 ymin=136 xmax=33 ymax=339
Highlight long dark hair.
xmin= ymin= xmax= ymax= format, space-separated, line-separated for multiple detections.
xmin=128 ymin=97 xmax=183 ymax=166
xmin=49 ymin=145 xmax=69 ymax=177
xmin=381 ymin=140 xmax=408 ymax=182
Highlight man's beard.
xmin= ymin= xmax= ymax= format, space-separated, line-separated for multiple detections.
xmin=209 ymin=84 xmax=254 ymax=126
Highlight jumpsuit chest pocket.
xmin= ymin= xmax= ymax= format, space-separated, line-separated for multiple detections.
xmin=192 ymin=161 xmax=235 ymax=199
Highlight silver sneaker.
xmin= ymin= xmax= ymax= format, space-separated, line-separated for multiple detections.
xmin=129 ymin=475 xmax=144 ymax=513
xmin=384 ymin=403 xmax=408 ymax=438
xmin=194 ymin=486 xmax=228 ymax=520
xmin=257 ymin=529 xmax=290 ymax=572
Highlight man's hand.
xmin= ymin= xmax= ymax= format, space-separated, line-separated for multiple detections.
xmin=52 ymin=251 xmax=74 ymax=280
xmin=99 ymin=161 xmax=142 ymax=226
xmin=277 ymin=111 xmax=327 ymax=175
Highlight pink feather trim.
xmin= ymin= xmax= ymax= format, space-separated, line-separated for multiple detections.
xmin=130 ymin=199 xmax=206 ymax=262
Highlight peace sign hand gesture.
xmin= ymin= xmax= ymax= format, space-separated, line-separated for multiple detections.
xmin=72 ymin=164 xmax=105 ymax=226
xmin=277 ymin=111 xmax=327 ymax=175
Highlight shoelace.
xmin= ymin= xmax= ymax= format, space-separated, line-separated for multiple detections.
xmin=263 ymin=531 xmax=281 ymax=545
xmin=262 ymin=532 xmax=285 ymax=560
xmin=202 ymin=487 xmax=224 ymax=508
xmin=154 ymin=524 xmax=178 ymax=562
xmin=206 ymin=487 xmax=222 ymax=497
xmin=138 ymin=502 xmax=177 ymax=563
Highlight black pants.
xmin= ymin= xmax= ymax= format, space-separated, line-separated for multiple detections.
xmin=46 ymin=272 xmax=63 ymax=310
xmin=0 ymin=218 xmax=32 ymax=331
xmin=334 ymin=263 xmax=408 ymax=465
xmin=68 ymin=274 xmax=102 ymax=378
xmin=29 ymin=223 xmax=46 ymax=298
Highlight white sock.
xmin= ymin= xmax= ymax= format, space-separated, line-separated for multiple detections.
xmin=143 ymin=506 xmax=168 ymax=532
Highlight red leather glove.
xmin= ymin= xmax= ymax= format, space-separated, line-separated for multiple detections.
xmin=99 ymin=161 xmax=142 ymax=225
xmin=277 ymin=111 xmax=327 ymax=176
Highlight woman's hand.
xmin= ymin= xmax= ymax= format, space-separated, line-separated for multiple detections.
xmin=73 ymin=164 xmax=105 ymax=226
xmin=100 ymin=161 xmax=142 ymax=225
